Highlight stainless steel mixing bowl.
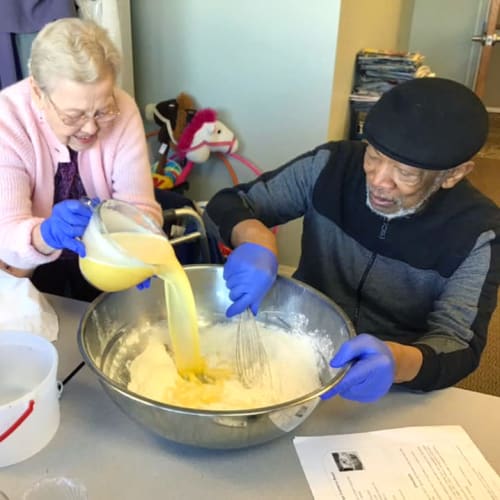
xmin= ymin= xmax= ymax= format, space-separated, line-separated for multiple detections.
xmin=78 ymin=265 xmax=355 ymax=449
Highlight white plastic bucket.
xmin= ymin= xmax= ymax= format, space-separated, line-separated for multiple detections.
xmin=0 ymin=332 xmax=60 ymax=467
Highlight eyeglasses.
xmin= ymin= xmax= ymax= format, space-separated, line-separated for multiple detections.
xmin=45 ymin=92 xmax=120 ymax=127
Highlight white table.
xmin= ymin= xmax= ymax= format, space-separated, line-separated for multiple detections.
xmin=1 ymin=294 xmax=499 ymax=500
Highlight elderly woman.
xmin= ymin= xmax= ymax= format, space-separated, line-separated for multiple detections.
xmin=0 ymin=17 xmax=161 ymax=300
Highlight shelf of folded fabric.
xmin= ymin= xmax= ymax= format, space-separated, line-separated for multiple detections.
xmin=349 ymin=49 xmax=435 ymax=140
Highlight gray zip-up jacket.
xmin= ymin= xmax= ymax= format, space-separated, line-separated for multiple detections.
xmin=205 ymin=141 xmax=500 ymax=391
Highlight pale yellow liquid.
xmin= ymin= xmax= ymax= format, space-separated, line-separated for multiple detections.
xmin=81 ymin=232 xmax=205 ymax=378
xmin=79 ymin=257 xmax=153 ymax=292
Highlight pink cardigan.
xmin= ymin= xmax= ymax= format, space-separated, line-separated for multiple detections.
xmin=0 ymin=79 xmax=162 ymax=269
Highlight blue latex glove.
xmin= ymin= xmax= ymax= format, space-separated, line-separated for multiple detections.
xmin=321 ymin=334 xmax=395 ymax=403
xmin=223 ymin=242 xmax=278 ymax=317
xmin=40 ymin=200 xmax=93 ymax=257
xmin=136 ymin=278 xmax=152 ymax=290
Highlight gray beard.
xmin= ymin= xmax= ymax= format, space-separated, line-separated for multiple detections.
xmin=365 ymin=182 xmax=441 ymax=220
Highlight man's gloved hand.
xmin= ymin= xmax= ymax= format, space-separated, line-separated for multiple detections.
xmin=223 ymin=242 xmax=278 ymax=318
xmin=321 ymin=334 xmax=395 ymax=403
xmin=40 ymin=200 xmax=93 ymax=257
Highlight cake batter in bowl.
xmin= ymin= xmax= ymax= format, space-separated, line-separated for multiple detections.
xmin=78 ymin=265 xmax=355 ymax=449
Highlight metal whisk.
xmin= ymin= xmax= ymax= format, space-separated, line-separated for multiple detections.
xmin=235 ymin=308 xmax=272 ymax=388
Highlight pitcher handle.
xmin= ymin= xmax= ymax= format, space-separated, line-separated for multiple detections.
xmin=80 ymin=197 xmax=100 ymax=210
xmin=0 ymin=399 xmax=35 ymax=442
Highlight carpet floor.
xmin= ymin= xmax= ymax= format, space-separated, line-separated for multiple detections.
xmin=456 ymin=113 xmax=500 ymax=396
xmin=476 ymin=112 xmax=500 ymax=161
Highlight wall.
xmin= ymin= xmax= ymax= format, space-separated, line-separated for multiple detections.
xmin=131 ymin=0 xmax=341 ymax=267
xmin=328 ymin=0 xmax=414 ymax=140
xmin=407 ymin=0 xmax=489 ymax=88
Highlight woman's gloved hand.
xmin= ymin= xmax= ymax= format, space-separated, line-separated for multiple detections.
xmin=40 ymin=200 xmax=93 ymax=257
xmin=321 ymin=334 xmax=395 ymax=403
xmin=223 ymin=242 xmax=278 ymax=317
xmin=136 ymin=278 xmax=152 ymax=290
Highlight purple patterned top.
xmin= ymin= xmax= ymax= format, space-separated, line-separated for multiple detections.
xmin=53 ymin=148 xmax=86 ymax=203
xmin=53 ymin=147 xmax=87 ymax=259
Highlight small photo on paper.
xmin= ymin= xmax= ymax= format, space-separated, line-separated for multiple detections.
xmin=332 ymin=451 xmax=364 ymax=472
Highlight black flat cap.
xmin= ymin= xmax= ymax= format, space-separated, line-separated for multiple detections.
xmin=363 ymin=77 xmax=489 ymax=170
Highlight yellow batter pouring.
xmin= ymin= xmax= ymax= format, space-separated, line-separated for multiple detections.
xmin=81 ymin=231 xmax=206 ymax=378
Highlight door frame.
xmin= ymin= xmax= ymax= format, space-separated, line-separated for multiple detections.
xmin=474 ymin=0 xmax=500 ymax=99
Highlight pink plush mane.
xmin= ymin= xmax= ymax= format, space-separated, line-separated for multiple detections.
xmin=177 ymin=108 xmax=217 ymax=158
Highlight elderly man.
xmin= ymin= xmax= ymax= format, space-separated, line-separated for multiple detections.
xmin=205 ymin=77 xmax=500 ymax=403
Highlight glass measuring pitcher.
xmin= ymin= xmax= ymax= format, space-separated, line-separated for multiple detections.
xmin=79 ymin=200 xmax=175 ymax=292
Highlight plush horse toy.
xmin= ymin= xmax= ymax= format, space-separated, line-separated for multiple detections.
xmin=173 ymin=108 xmax=241 ymax=184
xmin=146 ymin=93 xmax=196 ymax=188
xmin=176 ymin=108 xmax=238 ymax=162
xmin=146 ymin=93 xmax=195 ymax=147
xmin=147 ymin=95 xmax=262 ymax=188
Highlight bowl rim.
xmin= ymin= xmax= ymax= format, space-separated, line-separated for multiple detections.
xmin=77 ymin=264 xmax=356 ymax=416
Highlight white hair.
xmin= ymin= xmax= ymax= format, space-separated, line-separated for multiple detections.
xmin=28 ymin=17 xmax=121 ymax=92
